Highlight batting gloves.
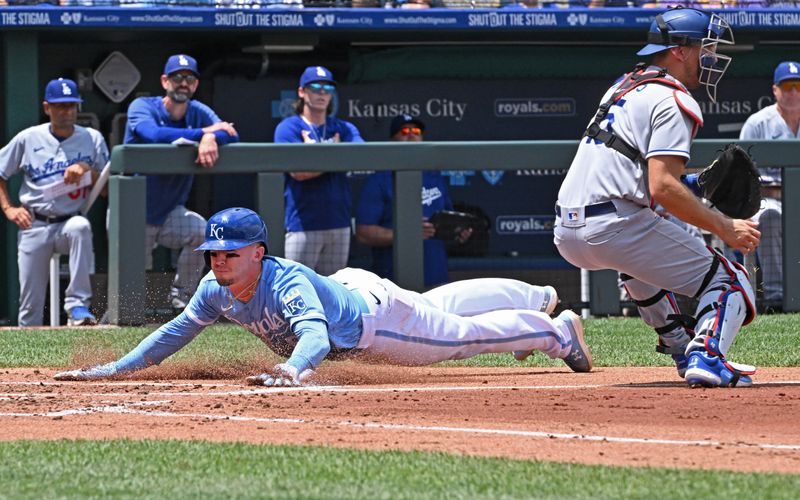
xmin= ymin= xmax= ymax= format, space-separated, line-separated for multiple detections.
xmin=246 ymin=363 xmax=315 ymax=387
xmin=54 ymin=362 xmax=117 ymax=381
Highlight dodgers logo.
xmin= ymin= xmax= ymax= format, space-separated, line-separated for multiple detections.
xmin=178 ymin=55 xmax=190 ymax=67
xmin=209 ymin=223 xmax=224 ymax=240
xmin=61 ymin=82 xmax=73 ymax=96
xmin=283 ymin=291 xmax=308 ymax=315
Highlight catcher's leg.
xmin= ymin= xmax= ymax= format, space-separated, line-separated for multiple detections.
xmin=620 ymin=273 xmax=693 ymax=378
xmin=684 ymin=248 xmax=757 ymax=388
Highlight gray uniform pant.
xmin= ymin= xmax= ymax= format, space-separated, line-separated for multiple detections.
xmin=285 ymin=227 xmax=350 ymax=276
xmin=145 ymin=205 xmax=206 ymax=303
xmin=17 ymin=216 xmax=94 ymax=326
xmin=554 ymin=200 xmax=737 ymax=349
xmin=754 ymin=197 xmax=782 ymax=302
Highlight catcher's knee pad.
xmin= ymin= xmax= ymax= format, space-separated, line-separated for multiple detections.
xmin=693 ymin=249 xmax=756 ymax=357
xmin=620 ymin=274 xmax=692 ymax=354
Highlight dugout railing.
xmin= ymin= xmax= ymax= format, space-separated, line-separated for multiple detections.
xmin=107 ymin=140 xmax=800 ymax=325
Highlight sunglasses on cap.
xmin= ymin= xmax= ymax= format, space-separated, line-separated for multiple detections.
xmin=305 ymin=82 xmax=335 ymax=94
xmin=169 ymin=73 xmax=198 ymax=84
xmin=778 ymin=80 xmax=800 ymax=92
xmin=398 ymin=126 xmax=422 ymax=136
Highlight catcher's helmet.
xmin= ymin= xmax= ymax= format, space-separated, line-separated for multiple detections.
xmin=638 ymin=8 xmax=729 ymax=56
xmin=195 ymin=207 xmax=268 ymax=253
xmin=638 ymin=7 xmax=734 ymax=103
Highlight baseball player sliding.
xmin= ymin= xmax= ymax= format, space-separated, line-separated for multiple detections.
xmin=0 ymin=78 xmax=108 ymax=326
xmin=555 ymin=7 xmax=760 ymax=388
xmin=55 ymin=207 xmax=591 ymax=385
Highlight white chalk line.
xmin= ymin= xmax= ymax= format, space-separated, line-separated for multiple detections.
xmin=0 ymin=384 xmax=607 ymax=399
xmin=2 ymin=402 xmax=800 ymax=452
xmin=3 ymin=378 xmax=800 ymax=399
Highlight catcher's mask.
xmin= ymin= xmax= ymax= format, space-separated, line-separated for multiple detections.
xmin=195 ymin=207 xmax=269 ymax=267
xmin=637 ymin=7 xmax=734 ymax=103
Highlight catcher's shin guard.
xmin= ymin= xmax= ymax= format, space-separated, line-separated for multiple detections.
xmin=693 ymin=249 xmax=756 ymax=356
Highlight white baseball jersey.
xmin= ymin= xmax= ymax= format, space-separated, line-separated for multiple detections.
xmin=0 ymin=123 xmax=108 ymax=216
xmin=558 ymin=69 xmax=700 ymax=208
xmin=739 ymin=103 xmax=792 ymax=184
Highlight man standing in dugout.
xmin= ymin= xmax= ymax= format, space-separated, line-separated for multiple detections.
xmin=124 ymin=54 xmax=239 ymax=311
xmin=554 ymin=7 xmax=761 ymax=388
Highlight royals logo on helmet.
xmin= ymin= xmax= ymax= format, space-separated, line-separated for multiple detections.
xmin=209 ymin=223 xmax=224 ymax=241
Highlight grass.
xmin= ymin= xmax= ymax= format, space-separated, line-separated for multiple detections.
xmin=1 ymin=440 xmax=798 ymax=499
xmin=1 ymin=313 xmax=798 ymax=369
xmin=1 ymin=315 xmax=799 ymax=497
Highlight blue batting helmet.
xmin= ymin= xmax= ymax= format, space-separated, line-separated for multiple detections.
xmin=637 ymin=8 xmax=730 ymax=56
xmin=195 ymin=207 xmax=268 ymax=253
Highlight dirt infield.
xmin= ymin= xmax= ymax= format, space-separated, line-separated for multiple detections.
xmin=2 ymin=366 xmax=800 ymax=474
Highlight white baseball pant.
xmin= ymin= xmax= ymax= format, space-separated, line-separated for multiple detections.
xmin=329 ymin=268 xmax=570 ymax=366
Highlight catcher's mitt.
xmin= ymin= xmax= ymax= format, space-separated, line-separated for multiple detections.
xmin=429 ymin=210 xmax=487 ymax=242
xmin=697 ymin=143 xmax=762 ymax=219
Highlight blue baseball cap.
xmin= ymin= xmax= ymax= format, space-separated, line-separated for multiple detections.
xmin=164 ymin=54 xmax=199 ymax=77
xmin=390 ymin=113 xmax=425 ymax=137
xmin=44 ymin=78 xmax=82 ymax=103
xmin=774 ymin=61 xmax=800 ymax=84
xmin=299 ymin=66 xmax=336 ymax=88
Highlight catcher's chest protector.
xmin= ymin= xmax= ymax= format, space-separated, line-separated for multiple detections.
xmin=585 ymin=63 xmax=691 ymax=163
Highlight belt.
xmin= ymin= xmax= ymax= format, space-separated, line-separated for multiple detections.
xmin=33 ymin=212 xmax=76 ymax=224
xmin=555 ymin=201 xmax=616 ymax=217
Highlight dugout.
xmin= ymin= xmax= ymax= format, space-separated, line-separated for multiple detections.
xmin=2 ymin=6 xmax=799 ymax=323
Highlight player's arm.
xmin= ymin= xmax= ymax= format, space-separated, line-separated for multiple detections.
xmin=247 ymin=318 xmax=330 ymax=387
xmin=195 ymin=112 xmax=240 ymax=168
xmin=62 ymin=161 xmax=92 ymax=185
xmin=54 ymin=312 xmax=206 ymax=380
xmin=0 ymin=177 xmax=32 ymax=229
xmin=341 ymin=121 xmax=365 ymax=143
xmin=649 ymin=155 xmax=760 ymax=253
xmin=127 ymin=101 xmax=206 ymax=144
xmin=355 ymin=173 xmax=395 ymax=245
xmin=355 ymin=224 xmax=394 ymax=246
xmin=0 ymin=135 xmax=32 ymax=228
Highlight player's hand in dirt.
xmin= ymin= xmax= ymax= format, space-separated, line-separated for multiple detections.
xmin=245 ymin=363 xmax=315 ymax=387
xmin=54 ymin=362 xmax=117 ymax=381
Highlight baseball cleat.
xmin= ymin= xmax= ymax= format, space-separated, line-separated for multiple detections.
xmin=171 ymin=297 xmax=188 ymax=311
xmin=67 ymin=306 xmax=97 ymax=326
xmin=684 ymin=351 xmax=753 ymax=388
xmin=558 ymin=310 xmax=593 ymax=373
xmin=513 ymin=286 xmax=559 ymax=361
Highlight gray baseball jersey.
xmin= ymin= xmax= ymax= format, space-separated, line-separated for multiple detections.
xmin=739 ymin=103 xmax=791 ymax=185
xmin=558 ymin=70 xmax=699 ymax=208
xmin=0 ymin=123 xmax=108 ymax=216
